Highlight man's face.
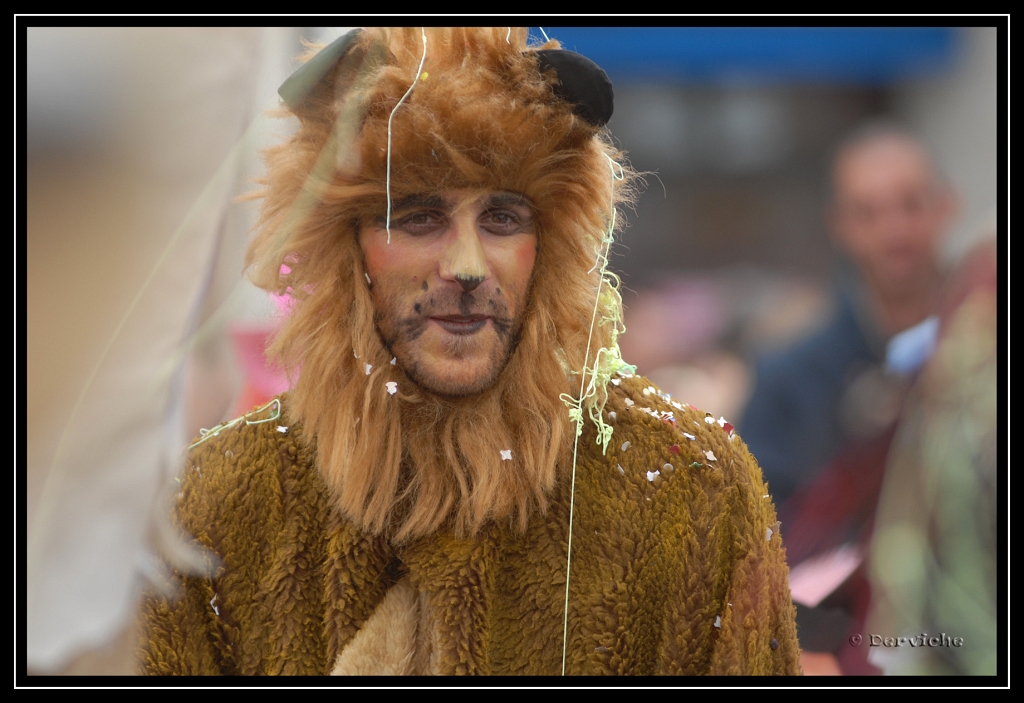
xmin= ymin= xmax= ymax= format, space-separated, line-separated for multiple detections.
xmin=359 ymin=190 xmax=538 ymax=398
xmin=831 ymin=137 xmax=954 ymax=294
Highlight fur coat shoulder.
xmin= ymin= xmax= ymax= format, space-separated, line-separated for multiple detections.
xmin=139 ymin=376 xmax=801 ymax=675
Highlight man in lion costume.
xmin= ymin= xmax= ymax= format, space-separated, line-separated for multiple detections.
xmin=139 ymin=27 xmax=800 ymax=676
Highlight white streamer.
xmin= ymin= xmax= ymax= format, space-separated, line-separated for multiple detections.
xmin=386 ymin=27 xmax=428 ymax=245
xmin=561 ymin=154 xmax=624 ymax=675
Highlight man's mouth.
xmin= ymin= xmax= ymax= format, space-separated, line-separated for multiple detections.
xmin=430 ymin=315 xmax=489 ymax=335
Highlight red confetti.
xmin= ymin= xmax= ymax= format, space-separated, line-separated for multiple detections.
xmin=723 ymin=422 xmax=734 ymax=434
xmin=669 ymin=444 xmax=680 ymax=454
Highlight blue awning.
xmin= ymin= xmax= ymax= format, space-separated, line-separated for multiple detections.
xmin=531 ymin=27 xmax=960 ymax=85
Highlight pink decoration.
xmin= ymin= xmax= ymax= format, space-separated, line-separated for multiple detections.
xmin=273 ymin=263 xmax=296 ymax=315
xmin=228 ymin=322 xmax=291 ymax=417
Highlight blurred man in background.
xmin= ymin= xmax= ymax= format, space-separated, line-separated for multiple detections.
xmin=742 ymin=123 xmax=955 ymax=507
xmin=738 ymin=123 xmax=957 ymax=674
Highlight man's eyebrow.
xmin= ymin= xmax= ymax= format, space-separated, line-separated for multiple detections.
xmin=389 ymin=193 xmax=450 ymax=212
xmin=484 ymin=192 xmax=534 ymax=210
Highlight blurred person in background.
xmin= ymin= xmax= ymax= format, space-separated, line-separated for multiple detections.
xmin=742 ymin=122 xmax=956 ymax=509
xmin=738 ymin=122 xmax=958 ymax=674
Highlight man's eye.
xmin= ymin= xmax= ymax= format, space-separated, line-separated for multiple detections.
xmin=482 ymin=210 xmax=529 ymax=234
xmin=395 ymin=211 xmax=444 ymax=233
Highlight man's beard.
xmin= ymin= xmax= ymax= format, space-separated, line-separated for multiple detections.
xmin=372 ymin=285 xmax=526 ymax=399
xmin=282 ymin=276 xmax=569 ymax=542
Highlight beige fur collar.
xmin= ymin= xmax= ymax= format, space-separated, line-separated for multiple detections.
xmin=324 ymin=516 xmax=500 ymax=676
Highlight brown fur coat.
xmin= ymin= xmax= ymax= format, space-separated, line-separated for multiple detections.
xmin=139 ymin=376 xmax=801 ymax=675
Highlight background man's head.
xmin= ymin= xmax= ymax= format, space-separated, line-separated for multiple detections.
xmin=830 ymin=124 xmax=956 ymax=302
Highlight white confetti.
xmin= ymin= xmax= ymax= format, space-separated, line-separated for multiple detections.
xmin=608 ymin=411 xmax=617 ymax=421
xmin=617 ymin=369 xmax=633 ymax=378
xmin=763 ymin=494 xmax=770 ymax=499
xmin=683 ymin=433 xmax=696 ymax=441
xmin=385 ymin=381 xmax=398 ymax=395
xmin=365 ymin=363 xmax=373 ymax=375
xmin=621 ymin=441 xmax=631 ymax=452
xmin=718 ymin=416 xmax=728 ymax=427
xmin=694 ymin=421 xmax=701 ymax=428
xmin=611 ymin=378 xmax=621 ymax=386
xmin=714 ymin=615 xmax=722 ymax=628
xmin=642 ymin=387 xmax=651 ymax=396
xmin=646 ymin=470 xmax=660 ymax=482
xmin=671 ymin=401 xmax=683 ymax=410
xmin=704 ymin=416 xmax=716 ymax=424
xmin=704 ymin=450 xmax=717 ymax=461
xmin=500 ymin=449 xmax=512 ymax=461
xmin=766 ymin=527 xmax=773 ymax=542
xmin=617 ymin=464 xmax=624 ymax=475
xmin=662 ymin=463 xmax=674 ymax=472
xmin=390 ymin=357 xmax=397 ymax=365
xmin=365 ymin=272 xmax=372 ymax=285
xmin=277 ymin=426 xmax=289 ymax=434
xmin=210 ymin=594 xmax=220 ymax=616
xmin=624 ymin=398 xmax=635 ymax=408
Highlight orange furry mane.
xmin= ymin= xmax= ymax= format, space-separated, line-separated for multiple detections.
xmin=246 ymin=27 xmax=635 ymax=541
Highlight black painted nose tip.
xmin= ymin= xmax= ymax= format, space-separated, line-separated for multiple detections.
xmin=455 ymin=275 xmax=484 ymax=292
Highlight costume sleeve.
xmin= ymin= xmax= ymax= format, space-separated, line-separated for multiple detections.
xmin=136 ymin=419 xmax=279 ymax=676
xmin=706 ymin=433 xmax=802 ymax=675
xmin=138 ymin=408 xmax=335 ymax=676
xmin=138 ymin=567 xmax=229 ymax=675
xmin=589 ymin=378 xmax=802 ymax=675
xmin=593 ymin=378 xmax=802 ymax=675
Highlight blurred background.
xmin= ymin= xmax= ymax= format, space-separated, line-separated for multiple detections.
xmin=24 ymin=26 xmax=1001 ymax=675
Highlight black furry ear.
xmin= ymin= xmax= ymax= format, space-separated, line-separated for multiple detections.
xmin=279 ymin=28 xmax=364 ymax=109
xmin=277 ymin=30 xmax=615 ymax=128
xmin=534 ymin=49 xmax=614 ymax=127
